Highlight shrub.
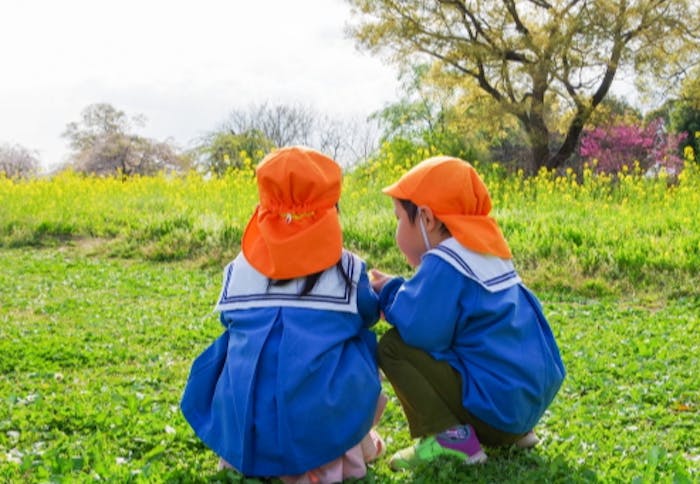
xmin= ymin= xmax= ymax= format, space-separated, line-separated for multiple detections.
xmin=579 ymin=119 xmax=686 ymax=175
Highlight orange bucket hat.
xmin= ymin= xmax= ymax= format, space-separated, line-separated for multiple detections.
xmin=242 ymin=146 xmax=343 ymax=279
xmin=382 ymin=156 xmax=512 ymax=259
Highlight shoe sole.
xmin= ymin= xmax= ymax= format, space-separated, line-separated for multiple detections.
xmin=466 ymin=450 xmax=488 ymax=464
xmin=391 ymin=449 xmax=488 ymax=470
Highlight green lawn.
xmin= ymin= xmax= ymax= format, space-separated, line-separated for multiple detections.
xmin=1 ymin=245 xmax=698 ymax=483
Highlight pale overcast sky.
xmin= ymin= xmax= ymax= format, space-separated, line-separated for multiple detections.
xmin=0 ymin=0 xmax=400 ymax=169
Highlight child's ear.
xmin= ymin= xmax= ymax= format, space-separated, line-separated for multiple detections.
xmin=419 ymin=206 xmax=439 ymax=231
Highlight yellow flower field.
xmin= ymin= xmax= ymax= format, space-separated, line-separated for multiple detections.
xmin=2 ymin=158 xmax=699 ymax=296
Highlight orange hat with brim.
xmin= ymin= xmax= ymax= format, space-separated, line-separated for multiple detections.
xmin=382 ymin=156 xmax=512 ymax=259
xmin=242 ymin=146 xmax=343 ymax=279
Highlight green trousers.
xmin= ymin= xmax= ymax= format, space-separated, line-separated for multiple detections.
xmin=378 ymin=328 xmax=525 ymax=446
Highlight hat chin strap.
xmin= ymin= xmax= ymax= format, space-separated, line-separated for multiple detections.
xmin=418 ymin=210 xmax=432 ymax=251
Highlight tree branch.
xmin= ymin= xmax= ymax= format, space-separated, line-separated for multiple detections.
xmin=504 ymin=0 xmax=530 ymax=35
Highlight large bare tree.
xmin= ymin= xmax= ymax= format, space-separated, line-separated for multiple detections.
xmin=347 ymin=0 xmax=700 ymax=172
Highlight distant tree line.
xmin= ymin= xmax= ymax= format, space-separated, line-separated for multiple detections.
xmin=0 ymin=102 xmax=383 ymax=178
xmin=4 ymin=0 xmax=700 ymax=182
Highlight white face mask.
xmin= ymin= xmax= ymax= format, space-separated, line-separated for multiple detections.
xmin=417 ymin=208 xmax=431 ymax=251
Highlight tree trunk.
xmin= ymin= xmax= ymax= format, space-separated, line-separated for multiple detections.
xmin=525 ymin=112 xmax=550 ymax=175
xmin=546 ymin=117 xmax=586 ymax=170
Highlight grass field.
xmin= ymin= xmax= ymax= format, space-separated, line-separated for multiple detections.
xmin=1 ymin=159 xmax=699 ymax=482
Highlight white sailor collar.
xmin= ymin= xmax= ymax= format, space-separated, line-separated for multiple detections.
xmin=427 ymin=238 xmax=521 ymax=292
xmin=215 ymin=250 xmax=361 ymax=314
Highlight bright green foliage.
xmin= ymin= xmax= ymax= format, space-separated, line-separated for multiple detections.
xmin=645 ymin=69 xmax=700 ymax=164
xmin=371 ymin=65 xmax=486 ymax=163
xmin=374 ymin=99 xmax=481 ymax=162
xmin=586 ymin=95 xmax=643 ymax=129
xmin=671 ymin=71 xmax=700 ymax=163
xmin=194 ymin=129 xmax=275 ymax=176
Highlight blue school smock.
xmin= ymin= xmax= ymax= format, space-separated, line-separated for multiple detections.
xmin=181 ymin=250 xmax=381 ymax=477
xmin=378 ymin=238 xmax=565 ymax=435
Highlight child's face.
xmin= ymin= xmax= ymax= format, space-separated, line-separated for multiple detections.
xmin=393 ymin=198 xmax=427 ymax=267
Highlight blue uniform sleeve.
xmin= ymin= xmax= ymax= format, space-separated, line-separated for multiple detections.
xmin=357 ymin=264 xmax=381 ymax=328
xmin=378 ymin=255 xmax=468 ymax=353
xmin=378 ymin=277 xmax=404 ymax=309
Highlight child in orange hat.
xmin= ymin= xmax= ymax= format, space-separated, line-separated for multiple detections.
xmin=181 ymin=146 xmax=385 ymax=483
xmin=371 ymin=156 xmax=565 ymax=470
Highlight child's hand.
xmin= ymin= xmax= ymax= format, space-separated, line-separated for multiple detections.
xmin=369 ymin=268 xmax=392 ymax=293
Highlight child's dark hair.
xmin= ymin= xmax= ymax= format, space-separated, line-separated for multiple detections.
xmin=269 ymin=259 xmax=352 ymax=296
xmin=399 ymin=199 xmax=451 ymax=236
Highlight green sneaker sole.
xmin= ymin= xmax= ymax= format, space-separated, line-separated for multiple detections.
xmin=390 ymin=436 xmax=487 ymax=470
